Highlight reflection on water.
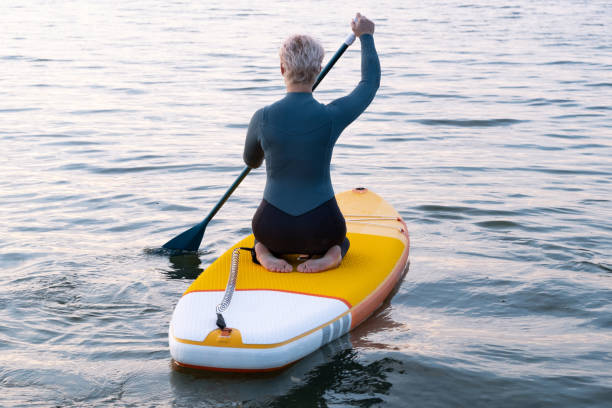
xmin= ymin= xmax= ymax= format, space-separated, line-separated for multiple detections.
xmin=144 ymin=248 xmax=205 ymax=280
xmin=351 ymin=307 xmax=408 ymax=351
xmin=166 ymin=254 xmax=203 ymax=279
xmin=166 ymin=253 xmax=204 ymax=280
xmin=265 ymin=349 xmax=399 ymax=408
xmin=170 ymin=336 xmax=353 ymax=406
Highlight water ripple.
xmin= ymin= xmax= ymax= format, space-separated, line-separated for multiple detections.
xmin=411 ymin=118 xmax=527 ymax=127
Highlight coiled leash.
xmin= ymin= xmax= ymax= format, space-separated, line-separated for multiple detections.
xmin=215 ymin=247 xmax=255 ymax=330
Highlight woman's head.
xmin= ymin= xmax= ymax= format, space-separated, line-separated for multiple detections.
xmin=279 ymin=34 xmax=324 ymax=86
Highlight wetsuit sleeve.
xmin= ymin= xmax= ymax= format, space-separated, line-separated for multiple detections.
xmin=327 ymin=34 xmax=381 ymax=137
xmin=243 ymin=108 xmax=265 ymax=168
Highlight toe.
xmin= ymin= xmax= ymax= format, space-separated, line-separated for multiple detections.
xmin=301 ymin=262 xmax=314 ymax=273
xmin=273 ymin=260 xmax=291 ymax=273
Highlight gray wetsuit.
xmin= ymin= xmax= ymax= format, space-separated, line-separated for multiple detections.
xmin=243 ymin=34 xmax=380 ymax=255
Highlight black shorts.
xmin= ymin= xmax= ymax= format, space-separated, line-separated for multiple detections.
xmin=252 ymin=197 xmax=350 ymax=257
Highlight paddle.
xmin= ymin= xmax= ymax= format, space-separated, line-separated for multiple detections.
xmin=162 ymin=28 xmax=358 ymax=252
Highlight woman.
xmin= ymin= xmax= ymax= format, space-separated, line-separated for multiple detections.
xmin=243 ymin=13 xmax=380 ymax=273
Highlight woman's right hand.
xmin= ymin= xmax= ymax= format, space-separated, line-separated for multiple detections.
xmin=351 ymin=13 xmax=375 ymax=37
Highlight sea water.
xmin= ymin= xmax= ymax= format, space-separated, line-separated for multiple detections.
xmin=1 ymin=0 xmax=610 ymax=406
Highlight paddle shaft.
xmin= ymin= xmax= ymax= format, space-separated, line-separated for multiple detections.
xmin=204 ymin=165 xmax=251 ymax=225
xmin=312 ymin=44 xmax=348 ymax=90
xmin=312 ymin=32 xmax=356 ymax=90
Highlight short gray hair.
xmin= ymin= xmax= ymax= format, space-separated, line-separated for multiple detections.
xmin=279 ymin=34 xmax=324 ymax=85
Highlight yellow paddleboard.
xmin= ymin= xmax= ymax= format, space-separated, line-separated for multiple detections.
xmin=169 ymin=188 xmax=410 ymax=372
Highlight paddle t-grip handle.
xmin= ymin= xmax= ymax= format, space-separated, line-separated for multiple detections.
xmin=344 ymin=17 xmax=359 ymax=45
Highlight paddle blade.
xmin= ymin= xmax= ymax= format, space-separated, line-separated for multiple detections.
xmin=162 ymin=221 xmax=206 ymax=252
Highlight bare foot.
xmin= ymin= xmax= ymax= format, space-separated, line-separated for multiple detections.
xmin=297 ymin=245 xmax=342 ymax=273
xmin=255 ymin=243 xmax=293 ymax=273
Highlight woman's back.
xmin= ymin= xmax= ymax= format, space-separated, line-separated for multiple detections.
xmin=243 ymin=34 xmax=380 ymax=216
xmin=258 ymin=93 xmax=334 ymax=215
